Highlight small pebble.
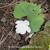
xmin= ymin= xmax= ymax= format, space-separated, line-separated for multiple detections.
xmin=1 ymin=17 xmax=6 ymax=23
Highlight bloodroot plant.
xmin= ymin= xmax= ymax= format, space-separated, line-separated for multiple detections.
xmin=13 ymin=2 xmax=44 ymax=37
xmin=15 ymin=20 xmax=31 ymax=34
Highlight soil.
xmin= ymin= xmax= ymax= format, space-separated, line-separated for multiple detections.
xmin=0 ymin=0 xmax=50 ymax=50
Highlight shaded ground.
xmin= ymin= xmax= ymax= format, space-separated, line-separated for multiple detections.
xmin=0 ymin=0 xmax=50 ymax=50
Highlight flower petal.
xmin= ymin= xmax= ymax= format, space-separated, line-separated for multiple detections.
xmin=26 ymin=27 xmax=31 ymax=33
xmin=15 ymin=20 xmax=23 ymax=24
xmin=24 ymin=20 xmax=29 ymax=25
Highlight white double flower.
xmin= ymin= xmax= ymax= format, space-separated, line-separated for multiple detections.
xmin=15 ymin=20 xmax=31 ymax=34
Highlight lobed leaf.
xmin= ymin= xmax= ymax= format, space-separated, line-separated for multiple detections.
xmin=13 ymin=2 xmax=44 ymax=32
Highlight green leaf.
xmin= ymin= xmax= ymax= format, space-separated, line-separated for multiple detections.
xmin=13 ymin=2 xmax=44 ymax=32
xmin=13 ymin=2 xmax=29 ymax=18
xmin=28 ymin=14 xmax=44 ymax=32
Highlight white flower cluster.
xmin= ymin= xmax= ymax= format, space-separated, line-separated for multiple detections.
xmin=15 ymin=20 xmax=31 ymax=34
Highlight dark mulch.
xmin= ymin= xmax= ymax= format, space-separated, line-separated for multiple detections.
xmin=0 ymin=0 xmax=50 ymax=50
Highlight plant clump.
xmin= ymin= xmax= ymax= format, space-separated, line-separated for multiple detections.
xmin=13 ymin=2 xmax=44 ymax=33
